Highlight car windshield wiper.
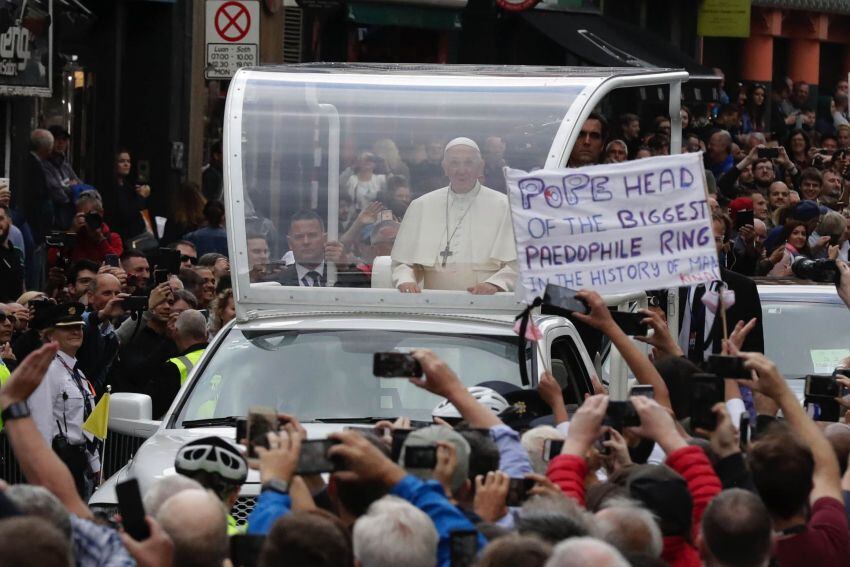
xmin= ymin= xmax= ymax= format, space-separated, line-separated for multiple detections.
xmin=311 ymin=417 xmax=395 ymax=424
xmin=182 ymin=416 xmax=242 ymax=428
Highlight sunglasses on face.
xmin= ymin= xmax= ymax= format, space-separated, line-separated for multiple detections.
xmin=181 ymin=255 xmax=198 ymax=265
xmin=0 ymin=313 xmax=15 ymax=324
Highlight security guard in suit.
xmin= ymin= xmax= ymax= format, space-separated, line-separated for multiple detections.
xmin=145 ymin=309 xmax=208 ymax=419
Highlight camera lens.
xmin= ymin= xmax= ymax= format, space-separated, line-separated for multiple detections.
xmin=791 ymin=257 xmax=840 ymax=284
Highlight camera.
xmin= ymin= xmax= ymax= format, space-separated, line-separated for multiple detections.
xmin=757 ymin=147 xmax=779 ymax=159
xmin=690 ymin=373 xmax=724 ymax=431
xmin=373 ymin=353 xmax=423 ymax=378
xmin=121 ymin=296 xmax=148 ymax=312
xmin=45 ymin=231 xmax=76 ymax=249
xmin=85 ymin=211 xmax=103 ymax=230
xmin=604 ymin=401 xmax=640 ymax=429
xmin=791 ymin=257 xmax=840 ymax=285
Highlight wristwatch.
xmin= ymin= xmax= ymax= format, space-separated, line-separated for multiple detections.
xmin=1 ymin=401 xmax=30 ymax=422
xmin=262 ymin=478 xmax=289 ymax=495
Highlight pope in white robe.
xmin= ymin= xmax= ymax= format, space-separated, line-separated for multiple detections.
xmin=391 ymin=137 xmax=518 ymax=294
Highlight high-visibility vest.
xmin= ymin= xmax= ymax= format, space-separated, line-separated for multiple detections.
xmin=0 ymin=362 xmax=9 ymax=430
xmin=227 ymin=514 xmax=246 ymax=535
xmin=168 ymin=349 xmax=206 ymax=385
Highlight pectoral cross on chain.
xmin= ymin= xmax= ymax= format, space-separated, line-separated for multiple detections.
xmin=439 ymin=245 xmax=454 ymax=268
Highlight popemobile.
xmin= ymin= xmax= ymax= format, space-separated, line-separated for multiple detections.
xmin=82 ymin=63 xmax=694 ymax=523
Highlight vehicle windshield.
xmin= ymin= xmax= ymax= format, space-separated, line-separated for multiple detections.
xmin=176 ymin=328 xmax=531 ymax=424
xmin=763 ymin=301 xmax=850 ymax=379
xmin=235 ymin=69 xmax=583 ymax=296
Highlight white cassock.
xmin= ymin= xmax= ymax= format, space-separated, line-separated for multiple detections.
xmin=391 ymin=182 xmax=518 ymax=291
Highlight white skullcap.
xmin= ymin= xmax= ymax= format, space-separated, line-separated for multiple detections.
xmin=444 ymin=137 xmax=480 ymax=155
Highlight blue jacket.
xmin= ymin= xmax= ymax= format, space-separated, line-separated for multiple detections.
xmin=246 ymin=475 xmax=485 ymax=566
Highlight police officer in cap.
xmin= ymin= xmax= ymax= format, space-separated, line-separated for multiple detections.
xmin=26 ymin=302 xmax=99 ymax=498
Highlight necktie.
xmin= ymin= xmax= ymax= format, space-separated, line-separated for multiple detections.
xmin=71 ymin=365 xmax=92 ymax=421
xmin=688 ymin=285 xmax=706 ymax=363
xmin=303 ymin=270 xmax=322 ymax=287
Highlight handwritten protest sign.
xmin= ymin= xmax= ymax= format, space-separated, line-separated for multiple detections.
xmin=506 ymin=153 xmax=720 ymax=300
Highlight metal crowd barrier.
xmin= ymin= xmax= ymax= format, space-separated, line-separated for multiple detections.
xmin=101 ymin=430 xmax=147 ymax=479
xmin=0 ymin=429 xmax=145 ymax=485
xmin=0 ymin=432 xmax=24 ymax=484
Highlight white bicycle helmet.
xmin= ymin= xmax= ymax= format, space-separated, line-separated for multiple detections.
xmin=174 ymin=436 xmax=248 ymax=485
xmin=432 ymin=386 xmax=510 ymax=419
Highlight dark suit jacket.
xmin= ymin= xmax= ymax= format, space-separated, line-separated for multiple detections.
xmin=19 ymin=152 xmax=52 ymax=243
xmin=678 ymin=268 xmax=764 ymax=358
xmin=275 ymin=263 xmax=370 ymax=288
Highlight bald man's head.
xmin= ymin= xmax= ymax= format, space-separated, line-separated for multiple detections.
xmin=157 ymin=489 xmax=228 ymax=567
xmin=87 ymin=273 xmax=122 ymax=311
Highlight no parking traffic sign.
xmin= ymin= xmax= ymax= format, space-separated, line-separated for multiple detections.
xmin=205 ymin=1 xmax=260 ymax=80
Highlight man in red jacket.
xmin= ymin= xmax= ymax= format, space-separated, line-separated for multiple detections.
xmin=68 ymin=191 xmax=122 ymax=264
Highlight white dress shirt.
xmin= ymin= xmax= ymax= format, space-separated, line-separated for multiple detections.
xmin=27 ymin=350 xmax=95 ymax=447
xmin=295 ymin=262 xmax=327 ymax=287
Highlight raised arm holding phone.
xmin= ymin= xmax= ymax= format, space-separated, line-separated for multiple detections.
xmin=570 ymin=290 xmax=673 ymax=411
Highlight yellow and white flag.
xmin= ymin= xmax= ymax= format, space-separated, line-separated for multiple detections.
xmin=82 ymin=393 xmax=110 ymax=441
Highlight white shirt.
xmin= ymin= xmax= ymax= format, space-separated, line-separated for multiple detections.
xmin=346 ymin=174 xmax=386 ymax=212
xmin=678 ymin=283 xmax=719 ymax=361
xmin=295 ymin=262 xmax=327 ymax=287
xmin=27 ymin=350 xmax=95 ymax=447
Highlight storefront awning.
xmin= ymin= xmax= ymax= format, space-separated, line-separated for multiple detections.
xmin=347 ymin=1 xmax=463 ymax=31
xmin=521 ymin=11 xmax=718 ymax=83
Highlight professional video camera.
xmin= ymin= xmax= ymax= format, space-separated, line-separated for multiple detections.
xmin=791 ymin=256 xmax=840 ymax=285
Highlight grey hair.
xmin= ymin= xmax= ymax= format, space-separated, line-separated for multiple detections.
xmin=5 ymin=485 xmax=72 ymax=540
xmin=76 ymin=190 xmax=104 ymax=213
xmin=817 ymin=210 xmax=846 ymax=239
xmin=143 ymin=474 xmax=204 ymax=516
xmin=544 ymin=537 xmax=630 ymax=567
xmin=518 ymin=494 xmax=597 ymax=545
xmin=713 ymin=130 xmax=733 ymax=146
xmin=175 ymin=309 xmax=208 ymax=342
xmin=521 ymin=425 xmax=565 ymax=475
xmin=748 ymin=132 xmax=767 ymax=146
xmin=595 ymin=498 xmax=664 ymax=558
xmin=29 ymin=129 xmax=54 ymax=151
xmin=353 ymin=496 xmax=438 ymax=567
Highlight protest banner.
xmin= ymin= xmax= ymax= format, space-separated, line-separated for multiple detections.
xmin=505 ymin=152 xmax=720 ymax=300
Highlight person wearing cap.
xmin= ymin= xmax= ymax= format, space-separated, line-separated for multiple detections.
xmin=391 ymin=137 xmax=517 ymax=294
xmin=25 ymin=302 xmax=99 ymax=498
xmin=43 ymin=125 xmax=81 ymax=230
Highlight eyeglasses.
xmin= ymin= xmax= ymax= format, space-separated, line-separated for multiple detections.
xmin=181 ymin=255 xmax=198 ymax=265
xmin=0 ymin=313 xmax=16 ymax=324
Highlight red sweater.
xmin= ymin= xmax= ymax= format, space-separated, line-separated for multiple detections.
xmin=546 ymin=445 xmax=722 ymax=567
xmin=69 ymin=223 xmax=123 ymax=263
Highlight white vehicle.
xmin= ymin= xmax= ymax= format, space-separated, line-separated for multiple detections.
xmin=82 ymin=64 xmax=691 ymax=521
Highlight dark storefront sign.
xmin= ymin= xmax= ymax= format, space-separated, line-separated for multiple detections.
xmin=0 ymin=0 xmax=52 ymax=96
xmin=347 ymin=1 xmax=462 ymax=31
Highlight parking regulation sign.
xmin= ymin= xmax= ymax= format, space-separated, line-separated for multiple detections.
xmin=205 ymin=1 xmax=260 ymax=80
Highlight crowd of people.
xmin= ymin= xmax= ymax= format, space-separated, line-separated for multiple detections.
xmin=0 ymin=280 xmax=849 ymax=566
xmin=1 ymin=71 xmax=850 ymax=566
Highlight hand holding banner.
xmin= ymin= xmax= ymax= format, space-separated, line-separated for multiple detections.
xmin=506 ymin=153 xmax=720 ymax=300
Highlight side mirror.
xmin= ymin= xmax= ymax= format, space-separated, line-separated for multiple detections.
xmin=110 ymin=393 xmax=152 ymax=425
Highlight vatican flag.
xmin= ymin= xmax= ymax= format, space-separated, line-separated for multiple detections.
xmin=83 ymin=393 xmax=110 ymax=441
